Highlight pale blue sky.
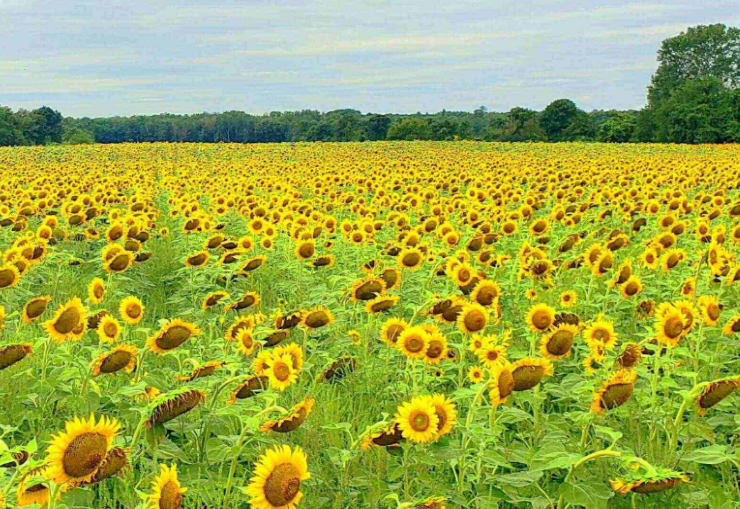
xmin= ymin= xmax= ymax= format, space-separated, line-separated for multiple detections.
xmin=1 ymin=0 xmax=737 ymax=117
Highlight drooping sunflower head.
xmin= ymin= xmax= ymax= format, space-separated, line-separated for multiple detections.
xmin=91 ymin=344 xmax=138 ymax=376
xmin=146 ymin=388 xmax=206 ymax=428
xmin=610 ymin=467 xmax=688 ymax=496
xmin=0 ymin=343 xmax=33 ymax=371
xmin=105 ymin=250 xmax=134 ymax=273
xmin=201 ymin=290 xmax=229 ymax=310
xmin=723 ymin=315 xmax=740 ymax=335
xmin=591 ymin=369 xmax=638 ymax=414
xmin=359 ymin=421 xmax=404 ymax=450
xmin=119 ymin=296 xmax=145 ymax=325
xmin=350 ymin=277 xmax=386 ymax=302
xmin=229 ymin=375 xmax=269 ymax=404
xmin=0 ymin=263 xmax=21 ymax=289
xmin=540 ymin=324 xmax=578 ymax=359
xmin=616 ymin=343 xmax=642 ymax=369
xmin=17 ymin=465 xmax=52 ymax=507
xmin=318 ymin=355 xmax=357 ymax=383
xmin=395 ymin=396 xmax=440 ymax=444
xmin=260 ymin=398 xmax=315 ymax=433
xmin=365 ymin=295 xmax=399 ymax=314
xmin=45 ymin=414 xmax=120 ymax=485
xmin=526 ymin=303 xmax=556 ymax=333
xmin=696 ymin=376 xmax=740 ymax=416
xmin=22 ymin=295 xmax=51 ymax=324
xmin=147 ymin=464 xmax=186 ymax=509
xmin=230 ymin=291 xmax=260 ymax=311
xmin=511 ymin=357 xmax=554 ymax=392
xmin=697 ymin=295 xmax=722 ymax=326
xmin=43 ymin=297 xmax=88 ymax=343
xmin=184 ymin=250 xmax=209 ymax=268
xmin=146 ymin=319 xmax=201 ymax=354
xmin=301 ymin=306 xmax=334 ymax=330
xmin=75 ymin=447 xmax=129 ymax=487
xmin=489 ymin=362 xmax=515 ymax=406
xmin=176 ymin=360 xmax=225 ymax=382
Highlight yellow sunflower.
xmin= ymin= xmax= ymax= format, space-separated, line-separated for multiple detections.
xmin=540 ymin=324 xmax=578 ymax=359
xmin=526 ymin=303 xmax=556 ymax=333
xmin=489 ymin=362 xmax=515 ymax=406
xmin=119 ymin=296 xmax=145 ymax=325
xmin=22 ymin=295 xmax=51 ymax=324
xmin=395 ymin=396 xmax=440 ymax=443
xmin=397 ymin=326 xmax=430 ymax=360
xmin=246 ymin=444 xmax=310 ymax=509
xmin=591 ymin=370 xmax=638 ymax=414
xmin=511 ymin=357 xmax=554 ymax=391
xmin=584 ymin=319 xmax=618 ymax=351
xmin=43 ymin=297 xmax=88 ymax=343
xmin=429 ymin=394 xmax=457 ymax=439
xmin=147 ymin=464 xmax=186 ymax=509
xmin=259 ymin=398 xmax=315 ymax=433
xmin=91 ymin=344 xmax=138 ymax=376
xmin=146 ymin=319 xmax=201 ymax=354
xmin=87 ymin=277 xmax=106 ymax=304
xmin=301 ymin=306 xmax=334 ymax=329
xmin=697 ymin=295 xmax=722 ymax=326
xmin=457 ymin=303 xmax=489 ymax=334
xmin=265 ymin=353 xmax=299 ymax=391
xmin=97 ymin=314 xmax=122 ymax=343
xmin=380 ymin=318 xmax=408 ymax=347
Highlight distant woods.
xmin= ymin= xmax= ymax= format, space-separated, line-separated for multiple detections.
xmin=1 ymin=24 xmax=738 ymax=147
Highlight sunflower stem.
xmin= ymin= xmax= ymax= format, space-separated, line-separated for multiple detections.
xmin=556 ymin=449 xmax=621 ymax=509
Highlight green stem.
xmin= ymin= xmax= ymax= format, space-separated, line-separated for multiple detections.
xmin=556 ymin=450 xmax=621 ymax=509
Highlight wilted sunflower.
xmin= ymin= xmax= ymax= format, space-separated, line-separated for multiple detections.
xmin=591 ymin=369 xmax=638 ymax=413
xmin=695 ymin=376 xmax=740 ymax=416
xmin=147 ymin=464 xmax=186 ymax=509
xmin=184 ymin=250 xmax=209 ymax=268
xmin=301 ymin=306 xmax=334 ymax=329
xmin=310 ymin=254 xmax=335 ymax=268
xmin=229 ymin=375 xmax=269 ymax=404
xmin=457 ymin=303 xmax=489 ymax=334
xmin=43 ymin=297 xmax=88 ymax=343
xmin=22 ymin=295 xmax=50 ymax=324
xmin=74 ymin=447 xmax=128 ymax=487
xmin=540 ymin=324 xmax=578 ymax=359
xmin=616 ymin=343 xmax=642 ymax=369
xmin=489 ymin=362 xmax=515 ymax=406
xmin=201 ymin=290 xmax=229 ymax=310
xmin=105 ymin=250 xmax=134 ymax=273
xmin=266 ymin=353 xmax=299 ymax=391
xmin=246 ymin=444 xmax=310 ymax=509
xmin=97 ymin=314 xmax=122 ymax=343
xmin=360 ymin=421 xmax=404 ymax=450
xmin=241 ymin=254 xmax=266 ymax=273
xmin=511 ymin=357 xmax=554 ymax=391
xmin=45 ymin=414 xmax=120 ymax=484
xmin=0 ymin=343 xmax=33 ymax=370
xmin=318 ymin=355 xmax=357 ymax=382
xmin=260 ymin=398 xmax=315 ymax=433
xmin=584 ymin=319 xmax=618 ymax=350
xmin=146 ymin=388 xmax=205 ymax=428
xmin=176 ymin=360 xmax=225 ymax=382
xmin=119 ymin=296 xmax=145 ymax=325
xmin=365 ymin=295 xmax=399 ymax=314
xmin=395 ymin=396 xmax=440 ymax=443
xmin=91 ymin=344 xmax=138 ymax=376
xmin=610 ymin=467 xmax=688 ymax=495
xmin=526 ymin=303 xmax=556 ymax=333
xmin=146 ymin=319 xmax=201 ymax=354
xmin=17 ymin=466 xmax=52 ymax=507
xmin=87 ymin=277 xmax=105 ymax=304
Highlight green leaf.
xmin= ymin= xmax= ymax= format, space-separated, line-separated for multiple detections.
xmin=530 ymin=451 xmax=580 ymax=471
xmin=495 ymin=470 xmax=543 ymax=487
xmin=681 ymin=444 xmax=731 ymax=465
xmin=558 ymin=480 xmax=612 ymax=509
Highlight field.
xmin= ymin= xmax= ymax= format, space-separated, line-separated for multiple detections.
xmin=0 ymin=141 xmax=738 ymax=509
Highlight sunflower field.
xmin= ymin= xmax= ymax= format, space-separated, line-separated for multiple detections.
xmin=0 ymin=141 xmax=738 ymax=509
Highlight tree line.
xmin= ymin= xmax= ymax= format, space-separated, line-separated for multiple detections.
xmin=1 ymin=24 xmax=737 ymax=147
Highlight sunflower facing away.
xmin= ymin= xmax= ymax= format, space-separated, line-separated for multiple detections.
xmin=260 ymin=398 xmax=315 ymax=433
xmin=147 ymin=319 xmax=201 ymax=354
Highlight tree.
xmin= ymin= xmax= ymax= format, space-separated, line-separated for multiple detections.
xmin=539 ymin=99 xmax=588 ymax=142
xmin=493 ymin=108 xmax=547 ymax=142
xmin=648 ymin=24 xmax=740 ymax=106
xmin=366 ymin=115 xmax=391 ymax=141
xmin=22 ymin=106 xmax=63 ymax=144
xmin=597 ymin=113 xmax=637 ymax=143
xmin=0 ymin=106 xmax=24 ymax=146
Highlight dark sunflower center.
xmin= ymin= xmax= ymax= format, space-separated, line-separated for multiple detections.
xmin=101 ymin=351 xmax=132 ymax=373
xmin=94 ymin=286 xmax=104 ymax=299
xmin=55 ymin=307 xmax=82 ymax=334
xmin=512 ymin=365 xmax=545 ymax=391
xmin=159 ymin=479 xmax=183 ymax=509
xmin=110 ymin=254 xmax=129 ymax=271
xmin=548 ymin=330 xmax=574 ymax=355
xmin=406 ymin=337 xmax=424 ymax=353
xmin=403 ymin=253 xmax=421 ymax=266
xmin=699 ymin=381 xmax=736 ymax=409
xmin=593 ymin=329 xmax=608 ymax=342
xmin=104 ymin=323 xmax=118 ymax=337
xmin=498 ymin=369 xmax=515 ymax=399
xmin=26 ymin=300 xmax=47 ymax=319
xmin=387 ymin=325 xmax=404 ymax=343
xmin=464 ymin=311 xmax=486 ymax=332
xmin=264 ymin=463 xmax=301 ymax=507
xmin=158 ymin=326 xmax=191 ymax=349
xmin=127 ymin=304 xmax=142 ymax=318
xmin=707 ymin=305 xmax=720 ymax=321
xmin=601 ymin=382 xmax=634 ymax=410
xmin=0 ymin=345 xmax=31 ymax=370
xmin=411 ymin=412 xmax=431 ymax=431
xmin=664 ymin=317 xmax=684 ymax=338
xmin=426 ymin=341 xmax=443 ymax=359
xmin=62 ymin=432 xmax=107 ymax=479
xmin=274 ymin=362 xmax=291 ymax=381
xmin=533 ymin=311 xmax=551 ymax=330
xmin=306 ymin=312 xmax=329 ymax=328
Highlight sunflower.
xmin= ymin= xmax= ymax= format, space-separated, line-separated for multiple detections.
xmin=229 ymin=375 xmax=269 ymax=404
xmin=318 ymin=355 xmax=357 ymax=382
xmin=477 ymin=343 xmax=508 ymax=368
xmin=177 ymin=361 xmax=225 ymax=382
xmin=655 ymin=307 xmax=686 ymax=347
xmin=246 ymin=444 xmax=310 ymax=509
xmin=429 ymin=394 xmax=456 ymax=439
xmin=119 ymin=296 xmax=145 ymax=325
xmin=0 ymin=264 xmax=21 ymax=289
xmin=380 ymin=318 xmax=408 ymax=347
xmin=471 ymin=280 xmax=501 ymax=307
xmin=260 ymin=398 xmax=315 ymax=433
xmin=146 ymin=388 xmax=206 ymax=428
xmin=526 ymin=303 xmax=556 ymax=333
xmin=146 ymin=319 xmax=201 ymax=354
xmin=241 ymin=255 xmax=266 ymax=272
xmin=294 ymin=239 xmax=316 ymax=260
xmin=489 ymin=362 xmax=515 ymax=406
xmin=457 ymin=303 xmax=489 ymax=334
xmin=616 ymin=343 xmax=642 ymax=369
xmin=97 ymin=314 xmax=122 ymax=343
xmin=397 ymin=326 xmax=430 ymax=360
xmin=511 ymin=357 xmax=554 ymax=391
xmin=45 ymin=414 xmax=120 ymax=484
xmin=265 ymin=354 xmax=299 ymax=391
xmin=359 ymin=421 xmax=404 ymax=450
xmin=584 ymin=319 xmax=618 ymax=350
xmin=540 ymin=324 xmax=578 ymax=359
xmin=17 ymin=466 xmax=52 ymax=507
xmin=591 ymin=370 xmax=638 ymax=414
xmin=619 ymin=276 xmax=643 ymax=298
xmin=105 ymin=250 xmax=134 ymax=273
xmin=230 ymin=291 xmax=260 ymax=311
xmin=311 ymin=254 xmax=335 ymax=268
xmin=660 ymin=248 xmax=684 ymax=271
xmin=75 ymin=447 xmax=128 ymax=487
xmin=365 ymin=295 xmax=399 ymax=314
xmin=349 ymin=277 xmax=386 ymax=302
xmin=276 ymin=343 xmax=304 ymax=371
xmin=395 ymin=396 xmax=440 ymax=443
xmin=468 ymin=366 xmax=485 ymax=383
xmin=0 ymin=343 xmax=33 ymax=370
xmin=236 ymin=329 xmax=259 ymax=356
xmin=697 ymin=295 xmax=722 ymax=326
xmin=147 ymin=464 xmax=186 ymax=509
xmin=450 ymin=262 xmax=475 ymax=287
xmin=22 ymin=295 xmax=50 ymax=323
xmin=610 ymin=468 xmax=688 ymax=495
xmin=301 ymin=306 xmax=334 ymax=329
xmin=559 ymin=290 xmax=576 ymax=308
xmin=398 ymin=247 xmax=424 ymax=270
xmin=43 ymin=297 xmax=88 ymax=343
xmin=87 ymin=277 xmax=106 ymax=304
xmin=380 ymin=267 xmax=401 ymax=289
xmin=184 ymin=250 xmax=209 ymax=268
xmin=723 ymin=315 xmax=740 ymax=335
xmin=91 ymin=344 xmax=138 ymax=376
xmin=696 ymin=376 xmax=740 ymax=416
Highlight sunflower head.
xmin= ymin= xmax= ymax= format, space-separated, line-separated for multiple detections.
xmin=591 ymin=370 xmax=638 ymax=414
xmin=260 ymin=398 xmax=315 ymax=433
xmin=147 ymin=319 xmax=201 ymax=354
xmin=146 ymin=388 xmax=206 ymax=428
xmin=119 ymin=296 xmax=145 ymax=325
xmin=147 ymin=464 xmax=186 ymax=509
xmin=395 ymin=396 xmax=440 ymax=443
xmin=246 ymin=445 xmax=310 ymax=509
xmin=22 ymin=295 xmax=51 ymax=324
xmin=526 ymin=303 xmax=556 ymax=333
xmin=511 ymin=357 xmax=553 ymax=391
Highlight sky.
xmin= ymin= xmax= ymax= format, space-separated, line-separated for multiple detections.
xmin=1 ymin=0 xmax=737 ymax=118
